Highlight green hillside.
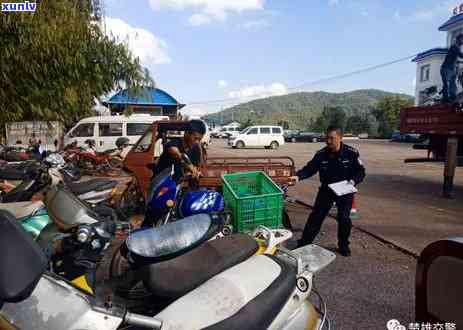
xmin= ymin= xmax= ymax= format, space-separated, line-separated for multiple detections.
xmin=204 ymin=89 xmax=413 ymax=130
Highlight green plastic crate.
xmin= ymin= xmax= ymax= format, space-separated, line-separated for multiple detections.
xmin=222 ymin=171 xmax=283 ymax=233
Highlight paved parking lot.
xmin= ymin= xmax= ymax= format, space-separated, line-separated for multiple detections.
xmin=209 ymin=138 xmax=463 ymax=255
xmin=208 ymin=138 xmax=463 ymax=329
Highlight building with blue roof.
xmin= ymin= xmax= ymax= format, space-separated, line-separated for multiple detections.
xmin=413 ymin=4 xmax=463 ymax=105
xmin=103 ymin=87 xmax=185 ymax=118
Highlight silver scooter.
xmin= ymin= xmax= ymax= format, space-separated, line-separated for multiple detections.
xmin=0 ymin=210 xmax=335 ymax=330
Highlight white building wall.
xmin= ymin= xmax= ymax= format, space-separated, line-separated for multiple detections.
xmin=446 ymin=25 xmax=463 ymax=47
xmin=415 ymin=56 xmax=446 ymax=105
xmin=413 ymin=13 xmax=463 ymax=105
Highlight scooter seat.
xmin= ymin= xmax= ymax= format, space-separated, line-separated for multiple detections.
xmin=156 ymin=254 xmax=296 ymax=330
xmin=0 ymin=210 xmax=47 ymax=304
xmin=0 ymin=179 xmax=36 ymax=203
xmin=141 ymin=234 xmax=259 ymax=301
xmin=0 ymin=166 xmax=35 ymax=181
xmin=124 ymin=214 xmax=223 ymax=266
xmin=67 ymin=179 xmax=117 ymax=196
xmin=0 ymin=201 xmax=45 ymax=219
xmin=0 ymin=167 xmax=31 ymax=180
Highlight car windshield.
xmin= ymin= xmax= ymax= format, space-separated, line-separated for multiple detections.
xmin=133 ymin=128 xmax=153 ymax=153
xmin=240 ymin=127 xmax=250 ymax=134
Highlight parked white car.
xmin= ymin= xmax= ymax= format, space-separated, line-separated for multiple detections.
xmin=218 ymin=126 xmax=241 ymax=138
xmin=228 ymin=126 xmax=285 ymax=149
xmin=64 ymin=114 xmax=169 ymax=152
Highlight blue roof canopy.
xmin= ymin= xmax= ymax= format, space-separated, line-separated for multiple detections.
xmin=439 ymin=13 xmax=463 ymax=31
xmin=103 ymin=87 xmax=185 ymax=108
xmin=412 ymin=48 xmax=448 ymax=62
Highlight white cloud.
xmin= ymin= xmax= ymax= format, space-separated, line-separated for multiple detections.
xmin=188 ymin=13 xmax=212 ymax=26
xmin=150 ymin=0 xmax=266 ymax=25
xmin=104 ymin=17 xmax=171 ymax=67
xmin=412 ymin=78 xmax=416 ymax=88
xmin=241 ymin=19 xmax=269 ymax=30
xmin=228 ymin=83 xmax=288 ymax=99
xmin=411 ymin=9 xmax=435 ymax=21
xmin=181 ymin=106 xmax=207 ymax=118
xmin=218 ymin=80 xmax=228 ymax=88
xmin=409 ymin=1 xmax=454 ymax=22
xmin=181 ymin=104 xmax=222 ymax=117
xmin=328 ymin=0 xmax=339 ymax=6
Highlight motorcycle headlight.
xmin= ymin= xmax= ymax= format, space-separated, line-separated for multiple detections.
xmin=77 ymin=226 xmax=92 ymax=243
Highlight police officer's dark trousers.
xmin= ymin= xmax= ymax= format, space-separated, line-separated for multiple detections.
xmin=300 ymin=187 xmax=354 ymax=249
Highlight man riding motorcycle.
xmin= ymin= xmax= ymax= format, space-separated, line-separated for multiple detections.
xmin=152 ymin=119 xmax=206 ymax=182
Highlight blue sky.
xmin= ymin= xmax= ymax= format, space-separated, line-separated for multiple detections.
xmin=104 ymin=0 xmax=457 ymax=115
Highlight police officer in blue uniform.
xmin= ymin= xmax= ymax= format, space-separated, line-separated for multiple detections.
xmin=292 ymin=126 xmax=365 ymax=256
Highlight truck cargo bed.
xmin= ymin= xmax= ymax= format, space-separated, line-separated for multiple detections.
xmin=200 ymin=156 xmax=295 ymax=189
xmin=400 ymin=104 xmax=463 ymax=135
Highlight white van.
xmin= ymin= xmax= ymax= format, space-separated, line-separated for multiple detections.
xmin=228 ymin=125 xmax=285 ymax=149
xmin=64 ymin=115 xmax=169 ymax=152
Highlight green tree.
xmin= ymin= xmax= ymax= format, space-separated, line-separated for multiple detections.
xmin=311 ymin=115 xmax=327 ymax=132
xmin=312 ymin=106 xmax=346 ymax=132
xmin=240 ymin=118 xmax=254 ymax=130
xmin=0 ymin=0 xmax=153 ymax=126
xmin=345 ymin=112 xmax=378 ymax=136
xmin=345 ymin=114 xmax=364 ymax=135
xmin=372 ymin=96 xmax=413 ymax=138
xmin=278 ymin=121 xmax=290 ymax=130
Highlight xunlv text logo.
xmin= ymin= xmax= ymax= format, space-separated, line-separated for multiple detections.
xmin=1 ymin=1 xmax=36 ymax=12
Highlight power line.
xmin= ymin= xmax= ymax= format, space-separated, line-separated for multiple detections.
xmin=288 ymin=54 xmax=416 ymax=90
xmin=186 ymin=53 xmax=417 ymax=107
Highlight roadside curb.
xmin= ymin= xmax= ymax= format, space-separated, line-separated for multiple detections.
xmin=352 ymin=225 xmax=419 ymax=259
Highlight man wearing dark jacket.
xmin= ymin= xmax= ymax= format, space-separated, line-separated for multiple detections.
xmin=153 ymin=119 xmax=205 ymax=182
xmin=291 ymin=126 xmax=365 ymax=256
xmin=441 ymin=34 xmax=463 ymax=103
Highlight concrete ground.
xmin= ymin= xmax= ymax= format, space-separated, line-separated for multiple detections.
xmin=208 ymin=138 xmax=463 ymax=329
xmin=209 ymin=138 xmax=463 ymax=255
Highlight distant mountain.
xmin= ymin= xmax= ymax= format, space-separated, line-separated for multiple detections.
xmin=203 ymin=89 xmax=414 ymax=129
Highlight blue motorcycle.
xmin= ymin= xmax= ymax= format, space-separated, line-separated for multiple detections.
xmin=143 ymin=165 xmax=231 ymax=232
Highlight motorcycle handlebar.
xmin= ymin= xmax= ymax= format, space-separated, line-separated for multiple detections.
xmin=125 ymin=312 xmax=163 ymax=329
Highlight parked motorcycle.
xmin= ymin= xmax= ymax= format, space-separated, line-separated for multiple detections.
xmin=38 ymin=184 xmax=291 ymax=286
xmin=0 ymin=155 xmax=119 ymax=206
xmin=65 ymin=138 xmax=131 ymax=174
xmin=0 ymin=200 xmax=51 ymax=239
xmin=0 ymin=210 xmax=334 ymax=330
xmin=45 ymin=153 xmax=119 ymax=205
xmin=144 ymin=155 xmax=294 ymax=231
xmin=0 ymin=163 xmax=50 ymax=203
xmin=143 ymin=165 xmax=227 ymax=228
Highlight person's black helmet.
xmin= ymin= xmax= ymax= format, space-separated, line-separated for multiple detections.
xmin=188 ymin=119 xmax=207 ymax=135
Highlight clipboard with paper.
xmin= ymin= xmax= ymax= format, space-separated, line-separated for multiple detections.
xmin=328 ymin=180 xmax=357 ymax=196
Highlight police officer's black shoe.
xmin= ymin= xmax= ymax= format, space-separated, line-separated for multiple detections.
xmin=338 ymin=247 xmax=351 ymax=257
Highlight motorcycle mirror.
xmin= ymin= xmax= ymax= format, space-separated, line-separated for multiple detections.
xmin=181 ymin=153 xmax=192 ymax=165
